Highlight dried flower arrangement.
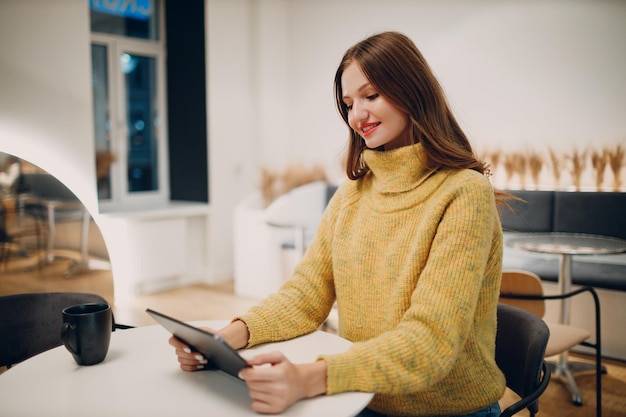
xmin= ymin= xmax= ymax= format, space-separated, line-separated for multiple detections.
xmin=567 ymin=148 xmax=587 ymax=191
xmin=608 ymin=144 xmax=624 ymax=191
xmin=95 ymin=151 xmax=116 ymax=180
xmin=259 ymin=163 xmax=328 ymax=208
xmin=484 ymin=144 xmax=623 ymax=191
xmin=476 ymin=149 xmax=496 ymax=180
xmin=548 ymin=148 xmax=562 ymax=190
xmin=489 ymin=150 xmax=502 ymax=174
xmin=527 ymin=151 xmax=543 ymax=190
xmin=591 ymin=149 xmax=608 ymax=191
xmin=502 ymin=153 xmax=517 ymax=189
xmin=513 ymin=152 xmax=527 ymax=189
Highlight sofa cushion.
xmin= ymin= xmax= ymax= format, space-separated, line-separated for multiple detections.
xmin=500 ymin=190 xmax=554 ymax=233
xmin=553 ymin=191 xmax=626 ymax=240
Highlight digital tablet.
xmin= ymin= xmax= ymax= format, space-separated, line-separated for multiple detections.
xmin=146 ymin=308 xmax=250 ymax=379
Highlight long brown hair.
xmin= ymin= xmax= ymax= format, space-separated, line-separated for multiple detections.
xmin=334 ymin=31 xmax=488 ymax=180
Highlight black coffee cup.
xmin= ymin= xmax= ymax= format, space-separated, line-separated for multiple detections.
xmin=61 ymin=303 xmax=112 ymax=366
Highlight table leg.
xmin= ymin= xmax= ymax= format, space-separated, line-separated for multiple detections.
xmin=46 ymin=203 xmax=56 ymax=263
xmin=558 ymin=253 xmax=573 ymax=324
xmin=550 ymin=361 xmax=582 ymax=405
xmin=554 ymin=254 xmax=581 ymax=405
xmin=63 ymin=209 xmax=91 ymax=278
xmin=556 ymin=254 xmax=605 ymax=406
xmin=15 ymin=196 xmax=32 ymax=257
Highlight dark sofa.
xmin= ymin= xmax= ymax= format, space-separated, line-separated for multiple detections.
xmin=500 ymin=190 xmax=626 ymax=292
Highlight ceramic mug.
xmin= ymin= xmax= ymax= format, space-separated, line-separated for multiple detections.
xmin=61 ymin=303 xmax=112 ymax=366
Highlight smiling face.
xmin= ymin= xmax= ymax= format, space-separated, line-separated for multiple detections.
xmin=341 ymin=62 xmax=410 ymax=151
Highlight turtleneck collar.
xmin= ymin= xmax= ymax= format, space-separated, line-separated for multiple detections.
xmin=362 ymin=143 xmax=436 ymax=194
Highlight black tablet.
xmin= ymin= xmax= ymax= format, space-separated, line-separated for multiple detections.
xmin=146 ymin=308 xmax=250 ymax=379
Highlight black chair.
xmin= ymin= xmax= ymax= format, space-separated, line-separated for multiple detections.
xmin=500 ymin=270 xmax=602 ymax=416
xmin=496 ymin=303 xmax=551 ymax=417
xmin=0 ymin=292 xmax=133 ymax=369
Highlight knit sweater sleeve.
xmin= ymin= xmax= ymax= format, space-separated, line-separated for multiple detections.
xmin=236 ymin=185 xmax=343 ymax=346
xmin=322 ymin=172 xmax=502 ymax=399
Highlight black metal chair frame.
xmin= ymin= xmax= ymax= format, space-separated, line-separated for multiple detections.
xmin=17 ymin=173 xmax=90 ymax=274
xmin=0 ymin=203 xmax=46 ymax=270
xmin=496 ymin=303 xmax=552 ymax=417
xmin=501 ymin=286 xmax=601 ymax=417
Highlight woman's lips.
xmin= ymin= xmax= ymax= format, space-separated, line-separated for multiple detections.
xmin=361 ymin=122 xmax=380 ymax=137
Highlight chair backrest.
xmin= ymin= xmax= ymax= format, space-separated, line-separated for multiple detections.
xmin=0 ymin=292 xmax=113 ymax=368
xmin=496 ymin=303 xmax=550 ymax=417
xmin=499 ymin=270 xmax=546 ymax=318
xmin=264 ymin=181 xmax=330 ymax=228
xmin=20 ymin=173 xmax=80 ymax=202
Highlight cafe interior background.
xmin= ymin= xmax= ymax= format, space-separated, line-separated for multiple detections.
xmin=1 ymin=0 xmax=625 ymax=340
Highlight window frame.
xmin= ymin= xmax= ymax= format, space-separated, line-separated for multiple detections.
xmin=90 ymin=0 xmax=169 ymax=210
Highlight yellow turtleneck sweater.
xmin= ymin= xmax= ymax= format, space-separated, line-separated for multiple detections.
xmin=239 ymin=143 xmax=506 ymax=416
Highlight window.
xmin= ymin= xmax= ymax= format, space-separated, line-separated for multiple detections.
xmin=90 ymin=0 xmax=168 ymax=208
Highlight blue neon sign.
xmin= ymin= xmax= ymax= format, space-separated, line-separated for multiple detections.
xmin=90 ymin=0 xmax=152 ymax=21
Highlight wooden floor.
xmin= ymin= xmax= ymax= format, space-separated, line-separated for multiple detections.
xmin=0 ymin=249 xmax=258 ymax=327
xmin=2 ymin=249 xmax=626 ymax=416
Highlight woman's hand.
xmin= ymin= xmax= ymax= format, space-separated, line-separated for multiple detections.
xmin=240 ymin=352 xmax=327 ymax=414
xmin=167 ymin=327 xmax=213 ymax=372
xmin=168 ymin=321 xmax=249 ymax=372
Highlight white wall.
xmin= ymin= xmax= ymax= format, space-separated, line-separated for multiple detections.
xmin=0 ymin=0 xmax=96 ymax=214
xmin=1 ymin=0 xmax=625 ymax=292
xmin=205 ymin=0 xmax=259 ymax=283
xmin=210 ymin=0 xmax=626 ymax=193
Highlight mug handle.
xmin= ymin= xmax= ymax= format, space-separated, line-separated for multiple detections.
xmin=61 ymin=322 xmax=79 ymax=356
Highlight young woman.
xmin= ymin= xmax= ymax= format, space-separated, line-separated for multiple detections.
xmin=170 ymin=31 xmax=506 ymax=417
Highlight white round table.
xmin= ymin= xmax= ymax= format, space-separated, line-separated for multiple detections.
xmin=0 ymin=320 xmax=373 ymax=417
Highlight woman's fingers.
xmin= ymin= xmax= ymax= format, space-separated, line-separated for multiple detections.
xmin=245 ymin=351 xmax=287 ymax=367
xmin=168 ymin=335 xmax=209 ymax=371
xmin=239 ymin=352 xmax=303 ymax=414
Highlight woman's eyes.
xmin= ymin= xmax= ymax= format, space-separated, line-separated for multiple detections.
xmin=344 ymin=94 xmax=379 ymax=111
